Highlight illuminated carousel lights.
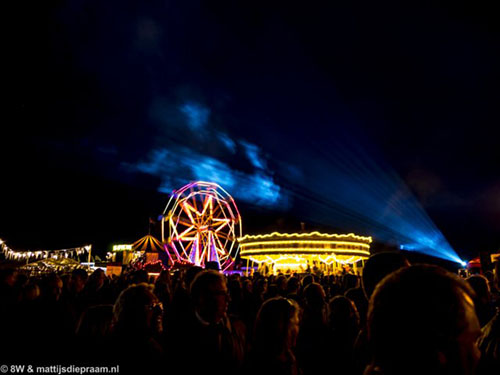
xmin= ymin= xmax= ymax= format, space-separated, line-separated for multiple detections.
xmin=239 ymin=240 xmax=371 ymax=249
xmin=240 ymin=248 xmax=370 ymax=255
xmin=239 ymin=232 xmax=371 ymax=268
xmin=239 ymin=231 xmax=372 ymax=242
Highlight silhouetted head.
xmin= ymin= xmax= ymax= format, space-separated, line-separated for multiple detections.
xmin=71 ymin=268 xmax=88 ymax=293
xmin=303 ymin=282 xmax=326 ymax=312
xmin=88 ymin=269 xmax=106 ymax=290
xmin=329 ymin=295 xmax=360 ymax=332
xmin=43 ymin=273 xmax=63 ymax=301
xmin=302 ymin=274 xmax=314 ymax=289
xmin=190 ymin=270 xmax=229 ymax=324
xmin=254 ymin=278 xmax=268 ymax=296
xmin=0 ymin=268 xmax=18 ymax=287
xmin=466 ymin=275 xmax=490 ymax=303
xmin=243 ymin=279 xmax=253 ymax=293
xmin=254 ymin=297 xmax=300 ymax=357
xmin=286 ymin=276 xmax=300 ymax=295
xmin=362 ymin=252 xmax=410 ymax=299
xmin=276 ymin=275 xmax=287 ymax=292
xmin=367 ymin=265 xmax=481 ymax=375
xmin=184 ymin=266 xmax=203 ymax=289
xmin=113 ymin=283 xmax=162 ymax=336
xmin=466 ymin=274 xmax=493 ymax=326
xmin=23 ymin=282 xmax=40 ymax=301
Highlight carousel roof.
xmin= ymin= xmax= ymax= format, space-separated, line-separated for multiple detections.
xmin=132 ymin=235 xmax=164 ymax=253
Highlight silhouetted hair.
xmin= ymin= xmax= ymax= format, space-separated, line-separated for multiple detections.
xmin=303 ymin=283 xmax=325 ymax=310
xmin=189 ymin=270 xmax=225 ymax=302
xmin=113 ymin=283 xmax=155 ymax=333
xmin=367 ymin=265 xmax=475 ymax=375
xmin=72 ymin=268 xmax=89 ymax=281
xmin=362 ymin=252 xmax=409 ymax=298
xmin=302 ymin=275 xmax=314 ymax=289
xmin=329 ymin=295 xmax=359 ymax=331
xmin=466 ymin=275 xmax=490 ymax=300
xmin=254 ymin=297 xmax=299 ymax=357
xmin=286 ymin=277 xmax=300 ymax=294
xmin=185 ymin=266 xmax=204 ymax=289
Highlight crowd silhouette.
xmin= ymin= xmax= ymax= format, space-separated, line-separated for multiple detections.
xmin=0 ymin=254 xmax=499 ymax=375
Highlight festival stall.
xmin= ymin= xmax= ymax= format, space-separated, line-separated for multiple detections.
xmin=19 ymin=257 xmax=87 ymax=276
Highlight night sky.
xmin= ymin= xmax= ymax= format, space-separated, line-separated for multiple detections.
xmin=3 ymin=1 xmax=500 ymax=261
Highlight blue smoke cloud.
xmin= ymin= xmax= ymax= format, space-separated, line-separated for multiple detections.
xmin=179 ymin=102 xmax=210 ymax=130
xmin=126 ymin=143 xmax=288 ymax=208
xmin=217 ymin=132 xmax=237 ymax=153
xmin=125 ymin=97 xmax=292 ymax=208
xmin=241 ymin=141 xmax=267 ymax=169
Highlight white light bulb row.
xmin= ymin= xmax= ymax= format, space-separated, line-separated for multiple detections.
xmin=0 ymin=239 xmax=91 ymax=261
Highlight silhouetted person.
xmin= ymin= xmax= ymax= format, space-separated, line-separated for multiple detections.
xmin=164 ymin=266 xmax=202 ymax=339
xmin=110 ymin=283 xmax=163 ymax=371
xmin=266 ymin=283 xmax=280 ymax=300
xmin=244 ymin=297 xmax=300 ymax=375
xmin=296 ymin=283 xmax=330 ymax=375
xmin=467 ymin=274 xmax=495 ymax=327
xmin=82 ymin=269 xmax=110 ymax=306
xmin=328 ymin=295 xmax=360 ymax=375
xmin=345 ymin=284 xmax=368 ymax=327
xmin=0 ymin=268 xmax=21 ymax=359
xmin=354 ymin=252 xmax=410 ymax=374
xmin=170 ymin=270 xmax=245 ymax=375
xmin=27 ymin=273 xmax=75 ymax=362
xmin=63 ymin=268 xmax=89 ymax=330
xmin=228 ymin=274 xmax=244 ymax=318
xmin=361 ymin=252 xmax=410 ymax=300
xmin=286 ymin=276 xmax=301 ymax=303
xmin=154 ymin=270 xmax=172 ymax=307
xmin=477 ymin=261 xmax=500 ymax=374
xmin=302 ymin=274 xmax=314 ymax=290
xmin=365 ymin=265 xmax=481 ymax=375
xmin=276 ymin=275 xmax=287 ymax=297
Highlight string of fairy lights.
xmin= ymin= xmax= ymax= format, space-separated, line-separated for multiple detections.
xmin=0 ymin=238 xmax=91 ymax=262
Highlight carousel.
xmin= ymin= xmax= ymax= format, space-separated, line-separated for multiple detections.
xmin=238 ymin=231 xmax=372 ymax=275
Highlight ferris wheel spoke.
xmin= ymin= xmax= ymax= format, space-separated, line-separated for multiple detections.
xmin=199 ymin=195 xmax=212 ymax=217
xmin=176 ymin=225 xmax=196 ymax=240
xmin=215 ymin=231 xmax=235 ymax=241
xmin=214 ymin=219 xmax=230 ymax=232
xmin=177 ymin=236 xmax=198 ymax=242
xmin=181 ymin=202 xmax=197 ymax=225
xmin=191 ymin=191 xmax=199 ymax=213
xmin=214 ymin=234 xmax=228 ymax=253
xmin=175 ymin=217 xmax=196 ymax=228
xmin=177 ymin=240 xmax=190 ymax=259
xmin=211 ymin=202 xmax=224 ymax=218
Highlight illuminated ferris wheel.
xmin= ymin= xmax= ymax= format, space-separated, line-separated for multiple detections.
xmin=162 ymin=181 xmax=242 ymax=271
